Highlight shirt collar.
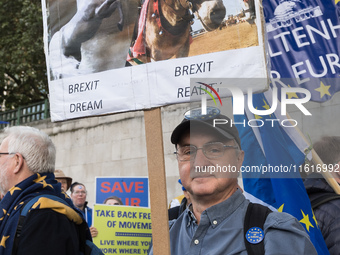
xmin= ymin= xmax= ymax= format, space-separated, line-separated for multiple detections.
xmin=186 ymin=203 xmax=197 ymax=227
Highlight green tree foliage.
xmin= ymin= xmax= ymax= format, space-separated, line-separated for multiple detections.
xmin=0 ymin=0 xmax=48 ymax=110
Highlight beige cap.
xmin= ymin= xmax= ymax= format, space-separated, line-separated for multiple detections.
xmin=54 ymin=169 xmax=72 ymax=190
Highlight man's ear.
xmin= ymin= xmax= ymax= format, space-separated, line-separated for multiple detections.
xmin=13 ymin=153 xmax=25 ymax=174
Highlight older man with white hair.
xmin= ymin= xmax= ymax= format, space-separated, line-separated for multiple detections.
xmin=0 ymin=126 xmax=92 ymax=255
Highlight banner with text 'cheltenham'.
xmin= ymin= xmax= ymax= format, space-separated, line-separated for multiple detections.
xmin=264 ymin=0 xmax=340 ymax=102
xmin=42 ymin=0 xmax=268 ymax=121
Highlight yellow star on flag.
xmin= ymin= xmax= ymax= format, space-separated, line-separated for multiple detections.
xmin=0 ymin=209 xmax=7 ymax=221
xmin=262 ymin=99 xmax=272 ymax=118
xmin=314 ymin=81 xmax=331 ymax=99
xmin=286 ymin=85 xmax=298 ymax=99
xmin=61 ymin=191 xmax=70 ymax=199
xmin=9 ymin=186 xmax=21 ymax=195
xmin=336 ymin=0 xmax=340 ymax=5
xmin=277 ymin=204 xmax=284 ymax=212
xmin=33 ymin=173 xmax=53 ymax=189
xmin=14 ymin=202 xmax=24 ymax=211
xmin=0 ymin=235 xmax=9 ymax=248
xmin=254 ymin=107 xmax=262 ymax=119
xmin=299 ymin=210 xmax=314 ymax=232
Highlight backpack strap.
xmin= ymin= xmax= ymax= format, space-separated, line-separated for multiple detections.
xmin=12 ymin=212 xmax=27 ymax=255
xmin=12 ymin=194 xmax=85 ymax=255
xmin=13 ymin=195 xmax=65 ymax=255
xmin=168 ymin=197 xmax=188 ymax=220
xmin=168 ymin=206 xmax=180 ymax=220
xmin=310 ymin=193 xmax=340 ymax=209
xmin=244 ymin=202 xmax=272 ymax=255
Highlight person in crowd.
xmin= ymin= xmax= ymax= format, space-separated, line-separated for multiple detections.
xmin=168 ymin=179 xmax=191 ymax=220
xmin=168 ymin=189 xmax=190 ymax=221
xmin=70 ymin=182 xmax=98 ymax=238
xmin=91 ymin=196 xmax=123 ymax=238
xmin=0 ymin=126 xmax=87 ymax=254
xmin=104 ymin=195 xmax=124 ymax=205
xmin=54 ymin=169 xmax=72 ymax=192
xmin=148 ymin=110 xmax=317 ymax=254
xmin=304 ymin=136 xmax=340 ymax=254
xmin=168 ymin=179 xmax=188 ymax=208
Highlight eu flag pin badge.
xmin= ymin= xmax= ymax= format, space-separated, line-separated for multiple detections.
xmin=246 ymin=227 xmax=264 ymax=244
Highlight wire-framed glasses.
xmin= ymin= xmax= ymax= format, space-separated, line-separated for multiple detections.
xmin=174 ymin=142 xmax=238 ymax=161
xmin=0 ymin=152 xmax=14 ymax=157
xmin=0 ymin=152 xmax=25 ymax=159
xmin=73 ymin=191 xmax=87 ymax=195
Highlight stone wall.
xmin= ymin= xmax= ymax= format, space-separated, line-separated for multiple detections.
xmin=31 ymin=92 xmax=340 ymax=208
xmin=33 ymin=103 xmax=190 ymax=208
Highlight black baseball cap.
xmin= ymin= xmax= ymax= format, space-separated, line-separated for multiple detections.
xmin=171 ymin=108 xmax=241 ymax=149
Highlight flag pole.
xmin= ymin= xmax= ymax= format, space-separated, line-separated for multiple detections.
xmin=286 ymin=113 xmax=340 ymax=194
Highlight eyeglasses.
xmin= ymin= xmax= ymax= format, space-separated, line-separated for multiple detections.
xmin=0 ymin=152 xmax=25 ymax=159
xmin=73 ymin=191 xmax=87 ymax=195
xmin=0 ymin=152 xmax=14 ymax=157
xmin=174 ymin=142 xmax=238 ymax=161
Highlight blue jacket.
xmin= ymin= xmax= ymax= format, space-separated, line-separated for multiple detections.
xmin=304 ymin=176 xmax=340 ymax=254
xmin=81 ymin=202 xmax=93 ymax=227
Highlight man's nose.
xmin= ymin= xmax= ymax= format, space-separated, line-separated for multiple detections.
xmin=193 ymin=148 xmax=210 ymax=165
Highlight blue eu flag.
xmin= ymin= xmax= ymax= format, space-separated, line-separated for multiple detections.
xmin=235 ymin=91 xmax=330 ymax=255
xmin=263 ymin=0 xmax=340 ymax=102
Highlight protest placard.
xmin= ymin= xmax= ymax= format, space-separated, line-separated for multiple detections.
xmin=41 ymin=0 xmax=268 ymax=121
xmin=96 ymin=177 xmax=149 ymax=207
xmin=93 ymin=204 xmax=152 ymax=254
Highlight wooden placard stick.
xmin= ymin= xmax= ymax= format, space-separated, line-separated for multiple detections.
xmin=144 ymin=107 xmax=171 ymax=255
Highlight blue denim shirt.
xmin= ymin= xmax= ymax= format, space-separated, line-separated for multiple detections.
xmin=149 ymin=189 xmax=317 ymax=255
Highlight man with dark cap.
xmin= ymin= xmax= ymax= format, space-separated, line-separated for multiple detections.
xmin=148 ymin=108 xmax=317 ymax=254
